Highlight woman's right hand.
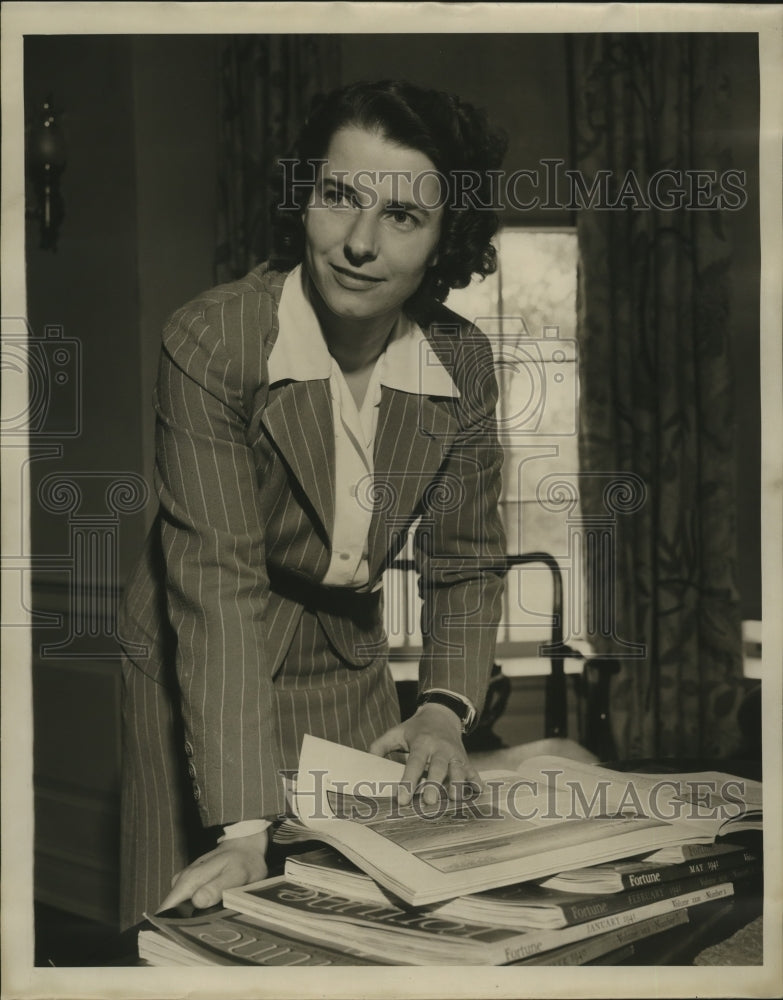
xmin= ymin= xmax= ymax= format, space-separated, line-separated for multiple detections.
xmin=157 ymin=829 xmax=269 ymax=912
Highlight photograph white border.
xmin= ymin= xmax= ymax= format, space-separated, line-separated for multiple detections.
xmin=2 ymin=3 xmax=781 ymax=998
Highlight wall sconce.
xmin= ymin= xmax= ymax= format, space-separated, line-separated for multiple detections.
xmin=26 ymin=95 xmax=67 ymax=251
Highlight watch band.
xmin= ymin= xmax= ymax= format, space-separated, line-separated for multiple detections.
xmin=416 ymin=690 xmax=478 ymax=734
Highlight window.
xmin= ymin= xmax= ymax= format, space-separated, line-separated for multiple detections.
xmin=385 ymin=227 xmax=584 ymax=662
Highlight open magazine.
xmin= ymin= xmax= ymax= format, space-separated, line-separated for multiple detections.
xmin=276 ymin=736 xmax=762 ymax=907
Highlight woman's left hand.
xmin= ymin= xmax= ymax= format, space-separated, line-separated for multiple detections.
xmin=369 ymin=703 xmax=482 ymax=807
xmin=156 ymin=829 xmax=269 ymax=913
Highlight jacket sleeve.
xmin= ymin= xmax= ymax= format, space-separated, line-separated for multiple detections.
xmin=154 ymin=292 xmax=287 ymax=827
xmin=414 ymin=328 xmax=506 ymax=712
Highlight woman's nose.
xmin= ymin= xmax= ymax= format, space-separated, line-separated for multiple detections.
xmin=343 ymin=211 xmax=379 ymax=265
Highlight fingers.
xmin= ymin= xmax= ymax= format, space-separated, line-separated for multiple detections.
xmin=371 ymin=716 xmax=482 ymax=808
xmin=192 ymin=879 xmax=225 ymax=910
xmin=414 ymin=752 xmax=482 ymax=805
xmin=452 ymin=758 xmax=484 ymax=801
xmin=397 ymin=747 xmax=482 ymax=807
xmin=369 ymin=725 xmax=408 ymax=758
xmin=404 ymin=748 xmax=456 ymax=806
xmin=158 ymin=854 xmax=226 ymax=912
xmin=398 ymin=748 xmax=430 ymax=806
xmin=157 ymin=839 xmax=269 ymax=913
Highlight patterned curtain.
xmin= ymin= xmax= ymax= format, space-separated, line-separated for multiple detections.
xmin=214 ymin=35 xmax=342 ymax=283
xmin=570 ymin=35 xmax=746 ymax=758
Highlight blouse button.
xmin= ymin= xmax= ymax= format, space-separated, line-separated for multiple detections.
xmin=339 ymin=552 xmax=351 ymax=560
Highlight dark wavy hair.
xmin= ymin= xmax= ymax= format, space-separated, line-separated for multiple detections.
xmin=269 ymin=80 xmax=507 ymax=308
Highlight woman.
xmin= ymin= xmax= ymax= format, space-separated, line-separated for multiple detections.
xmin=118 ymin=79 xmax=508 ymax=928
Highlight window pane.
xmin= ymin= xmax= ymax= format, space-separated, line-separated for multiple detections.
xmin=496 ymin=229 xmax=577 ymax=339
xmin=449 ymin=229 xmax=584 ymax=644
xmin=446 ymin=229 xmax=577 ymax=337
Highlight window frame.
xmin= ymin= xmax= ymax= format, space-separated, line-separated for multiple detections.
xmin=384 ymin=224 xmax=582 ymax=666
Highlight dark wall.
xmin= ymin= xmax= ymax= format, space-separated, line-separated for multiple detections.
xmin=25 ymin=35 xmax=146 ymax=581
xmin=131 ymin=35 xmax=219 ymax=506
xmin=341 ymin=33 xmax=572 ymax=226
xmin=25 ymin=34 xmax=219 ymax=578
xmin=24 ymin=33 xmax=219 ymax=924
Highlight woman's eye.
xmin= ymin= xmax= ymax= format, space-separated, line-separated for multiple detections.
xmin=323 ymin=188 xmax=353 ymax=208
xmin=388 ymin=209 xmax=418 ymax=229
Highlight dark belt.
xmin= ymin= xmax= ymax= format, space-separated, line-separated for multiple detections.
xmin=268 ymin=570 xmax=382 ymax=628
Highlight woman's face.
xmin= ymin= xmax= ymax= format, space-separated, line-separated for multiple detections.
xmin=303 ymin=126 xmax=444 ymax=325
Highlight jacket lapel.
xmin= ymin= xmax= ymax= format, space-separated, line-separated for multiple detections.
xmin=260 ymin=379 xmax=335 ymax=543
xmin=368 ymin=387 xmax=457 ymax=580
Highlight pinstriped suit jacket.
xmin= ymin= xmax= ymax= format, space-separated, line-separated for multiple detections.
xmin=119 ymin=263 xmax=506 ymax=828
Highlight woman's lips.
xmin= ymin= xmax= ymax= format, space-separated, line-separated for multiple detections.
xmin=330 ymin=264 xmax=384 ymax=289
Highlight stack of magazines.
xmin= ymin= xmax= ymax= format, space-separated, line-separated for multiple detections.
xmin=140 ymin=736 xmax=763 ymax=966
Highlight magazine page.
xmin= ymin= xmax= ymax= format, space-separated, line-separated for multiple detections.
xmin=292 ymin=736 xmax=737 ymax=904
xmin=516 ymin=756 xmax=761 ymax=838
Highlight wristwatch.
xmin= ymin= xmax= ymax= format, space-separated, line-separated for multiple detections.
xmin=416 ymin=690 xmax=478 ymax=734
